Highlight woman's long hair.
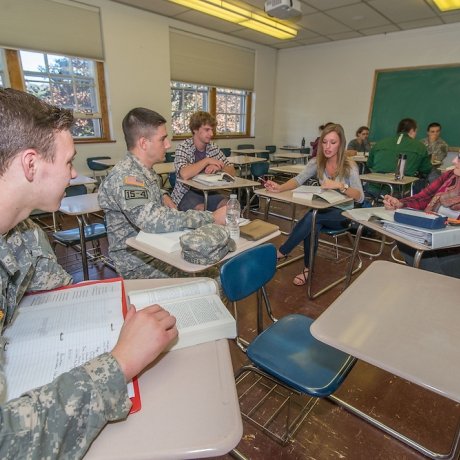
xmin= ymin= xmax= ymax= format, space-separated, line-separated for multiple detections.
xmin=316 ymin=123 xmax=353 ymax=181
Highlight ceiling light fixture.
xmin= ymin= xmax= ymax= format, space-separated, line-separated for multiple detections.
xmin=169 ymin=0 xmax=297 ymax=39
xmin=433 ymin=0 xmax=460 ymax=11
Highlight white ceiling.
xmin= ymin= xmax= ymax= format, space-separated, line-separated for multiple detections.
xmin=111 ymin=0 xmax=460 ymax=49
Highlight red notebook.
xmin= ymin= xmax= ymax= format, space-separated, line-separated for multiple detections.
xmin=7 ymin=278 xmax=141 ymax=414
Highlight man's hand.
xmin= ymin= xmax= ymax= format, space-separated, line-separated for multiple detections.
xmin=163 ymin=194 xmax=177 ymax=209
xmin=204 ymin=164 xmax=221 ymax=174
xmin=383 ymin=194 xmax=403 ymax=210
xmin=212 ymin=205 xmax=227 ymax=225
xmin=112 ymin=305 xmax=177 ymax=381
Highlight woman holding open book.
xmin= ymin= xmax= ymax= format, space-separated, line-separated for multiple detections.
xmin=383 ymin=153 xmax=460 ymax=278
xmin=264 ymin=124 xmax=364 ymax=286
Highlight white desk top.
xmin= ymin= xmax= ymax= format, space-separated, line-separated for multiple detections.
xmin=59 ymin=193 xmax=101 ymax=215
xmin=153 ymin=162 xmax=175 ymax=175
xmin=179 ymin=176 xmax=259 ymax=191
xmin=92 ymin=158 xmax=117 ymax=167
xmin=359 ymin=172 xmax=418 ymax=186
xmin=269 ymin=164 xmax=304 ymax=175
xmin=228 ymin=155 xmax=267 ymax=166
xmin=69 ymin=175 xmax=97 ymax=186
xmin=350 ymin=155 xmax=368 ymax=163
xmin=255 ymin=188 xmax=352 ymax=209
xmin=127 ymin=230 xmax=280 ymax=273
xmin=311 ymin=261 xmax=460 ymax=403
xmin=86 ymin=278 xmax=242 ymax=459
xmin=231 ymin=149 xmax=268 ymax=156
xmin=273 ymin=153 xmax=308 ymax=160
xmin=280 ymin=145 xmax=302 ymax=151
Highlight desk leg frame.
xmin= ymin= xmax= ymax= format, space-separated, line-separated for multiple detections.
xmin=329 ymin=393 xmax=460 ymax=460
xmin=76 ymin=215 xmax=89 ymax=281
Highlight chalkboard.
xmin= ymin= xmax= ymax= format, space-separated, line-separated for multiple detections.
xmin=368 ymin=65 xmax=460 ymax=147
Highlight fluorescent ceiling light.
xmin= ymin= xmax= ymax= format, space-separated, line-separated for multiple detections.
xmin=433 ymin=0 xmax=460 ymax=11
xmin=169 ymin=0 xmax=297 ymax=39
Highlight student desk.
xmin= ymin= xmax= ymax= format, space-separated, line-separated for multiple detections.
xmin=255 ymin=188 xmax=353 ymax=299
xmin=92 ymin=158 xmax=117 ymax=167
xmin=86 ymin=278 xmax=242 ymax=459
xmin=269 ymin=164 xmax=304 ymax=176
xmin=227 ymin=155 xmax=267 ymax=178
xmin=153 ymin=162 xmax=175 ymax=187
xmin=231 ymin=148 xmax=269 ymax=157
xmin=280 ymin=145 xmax=302 ymax=151
xmin=59 ymin=193 xmax=102 ymax=280
xmin=70 ymin=174 xmax=97 ymax=186
xmin=178 ymin=176 xmax=260 ymax=217
xmin=273 ymin=152 xmax=308 ymax=164
xmin=349 ymin=154 xmax=368 ymax=173
xmin=311 ymin=261 xmax=460 ymax=459
xmin=126 ymin=229 xmax=281 ymax=274
xmin=359 ymin=172 xmax=418 ymax=197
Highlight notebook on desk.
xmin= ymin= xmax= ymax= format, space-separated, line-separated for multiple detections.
xmin=239 ymin=219 xmax=279 ymax=240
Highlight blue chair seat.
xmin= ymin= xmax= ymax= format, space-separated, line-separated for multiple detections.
xmin=53 ymin=223 xmax=106 ymax=245
xmin=247 ymin=314 xmax=355 ymax=397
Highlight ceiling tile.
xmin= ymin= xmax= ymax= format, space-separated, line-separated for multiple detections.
xmin=368 ymin=0 xmax=437 ymax=22
xmin=359 ymin=24 xmax=400 ymax=35
xmin=326 ymin=30 xmax=363 ymax=40
xmin=302 ymin=0 xmax=359 ymax=11
xmin=298 ymin=12 xmax=352 ymax=34
xmin=230 ymin=28 xmax=283 ymax=45
xmin=298 ymin=36 xmax=331 ymax=45
xmin=295 ymin=27 xmax=322 ymax=40
xmin=176 ymin=10 xmax=246 ymax=32
xmin=398 ymin=17 xmax=444 ymax=30
xmin=442 ymin=12 xmax=460 ymax=23
xmin=327 ymin=3 xmax=391 ymax=28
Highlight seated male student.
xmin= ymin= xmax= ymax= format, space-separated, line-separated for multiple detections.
xmin=0 ymin=88 xmax=178 ymax=458
xmin=98 ymin=108 xmax=227 ymax=280
xmin=422 ymin=122 xmax=449 ymax=183
xmin=171 ymin=111 xmax=236 ymax=211
xmin=367 ymin=118 xmax=432 ymax=195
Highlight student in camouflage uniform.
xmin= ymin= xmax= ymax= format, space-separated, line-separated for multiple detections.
xmin=0 ymin=88 xmax=178 ymax=459
xmin=422 ymin=122 xmax=449 ymax=183
xmin=98 ymin=108 xmax=227 ymax=279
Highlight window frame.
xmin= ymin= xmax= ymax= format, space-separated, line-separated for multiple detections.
xmin=3 ymin=48 xmax=112 ymax=144
xmin=171 ymin=80 xmax=253 ymax=141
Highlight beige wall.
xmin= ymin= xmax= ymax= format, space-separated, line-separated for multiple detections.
xmin=274 ymin=22 xmax=460 ymax=148
xmin=73 ymin=0 xmax=277 ymax=175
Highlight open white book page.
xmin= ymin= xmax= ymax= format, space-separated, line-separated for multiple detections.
xmin=135 ymin=229 xmax=190 ymax=253
xmin=293 ymin=186 xmax=343 ymax=204
xmin=193 ymin=173 xmax=235 ymax=186
xmin=128 ymin=280 xmax=235 ymax=351
xmin=128 ymin=279 xmax=217 ymax=307
xmin=4 ymin=281 xmax=124 ymax=401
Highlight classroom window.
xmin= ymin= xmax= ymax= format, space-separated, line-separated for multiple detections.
xmin=2 ymin=48 xmax=111 ymax=143
xmin=171 ymin=81 xmax=252 ymax=139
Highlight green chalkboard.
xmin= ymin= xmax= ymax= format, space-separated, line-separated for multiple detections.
xmin=369 ymin=65 xmax=460 ymax=147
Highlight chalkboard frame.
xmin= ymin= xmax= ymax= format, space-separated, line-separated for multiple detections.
xmin=368 ymin=64 xmax=460 ymax=148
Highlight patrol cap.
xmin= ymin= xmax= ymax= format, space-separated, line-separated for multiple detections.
xmin=180 ymin=224 xmax=236 ymax=265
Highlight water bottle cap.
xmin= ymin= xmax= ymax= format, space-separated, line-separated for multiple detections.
xmin=230 ymin=194 xmax=237 ymax=199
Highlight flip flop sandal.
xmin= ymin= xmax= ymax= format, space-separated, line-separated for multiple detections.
xmin=293 ymin=269 xmax=309 ymax=286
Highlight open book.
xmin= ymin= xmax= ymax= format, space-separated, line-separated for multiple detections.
xmin=136 ymin=229 xmax=190 ymax=253
xmin=193 ymin=172 xmax=235 ymax=186
xmin=292 ymin=185 xmax=344 ymax=204
xmin=4 ymin=280 xmax=140 ymax=412
xmin=128 ymin=279 xmax=236 ymax=352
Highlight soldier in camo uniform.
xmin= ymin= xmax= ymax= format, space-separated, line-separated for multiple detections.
xmin=0 ymin=88 xmax=178 ymax=459
xmin=98 ymin=107 xmax=227 ymax=279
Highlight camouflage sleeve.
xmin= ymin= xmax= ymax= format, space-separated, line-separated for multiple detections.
xmin=0 ymin=353 xmax=130 ymax=459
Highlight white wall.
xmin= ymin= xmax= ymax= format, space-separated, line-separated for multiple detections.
xmin=274 ymin=22 xmax=460 ymax=149
xmin=74 ymin=0 xmax=277 ymax=175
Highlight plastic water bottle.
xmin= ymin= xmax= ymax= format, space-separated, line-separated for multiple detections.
xmin=301 ymin=137 xmax=306 ymax=148
xmin=226 ymin=194 xmax=240 ymax=241
xmin=395 ymin=153 xmax=403 ymax=180
xmin=399 ymin=154 xmax=407 ymax=179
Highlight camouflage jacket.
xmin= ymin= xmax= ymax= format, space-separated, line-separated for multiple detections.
xmin=422 ymin=136 xmax=449 ymax=163
xmin=98 ymin=152 xmax=214 ymax=278
xmin=0 ymin=220 xmax=131 ymax=459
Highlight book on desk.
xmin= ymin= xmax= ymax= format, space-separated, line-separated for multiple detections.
xmin=192 ymin=172 xmax=235 ymax=186
xmin=5 ymin=278 xmax=235 ymax=411
xmin=136 ymin=229 xmax=190 ymax=253
xmin=292 ymin=185 xmax=344 ymax=204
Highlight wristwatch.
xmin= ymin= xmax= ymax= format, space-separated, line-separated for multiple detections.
xmin=340 ymin=183 xmax=349 ymax=194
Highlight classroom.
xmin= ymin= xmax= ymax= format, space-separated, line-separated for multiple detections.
xmin=1 ymin=0 xmax=460 ymax=459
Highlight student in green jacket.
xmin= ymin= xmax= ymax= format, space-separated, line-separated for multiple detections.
xmin=367 ymin=118 xmax=432 ymax=195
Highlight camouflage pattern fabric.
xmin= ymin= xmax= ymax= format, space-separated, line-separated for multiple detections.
xmin=180 ymin=224 xmax=236 ymax=265
xmin=98 ymin=152 xmax=214 ymax=279
xmin=0 ymin=220 xmax=130 ymax=458
xmin=422 ymin=136 xmax=449 ymax=163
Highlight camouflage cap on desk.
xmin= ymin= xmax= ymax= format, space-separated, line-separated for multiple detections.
xmin=180 ymin=224 xmax=236 ymax=265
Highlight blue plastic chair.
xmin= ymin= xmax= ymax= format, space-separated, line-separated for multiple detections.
xmin=237 ymin=143 xmax=254 ymax=150
xmin=250 ymin=161 xmax=269 ymax=180
xmin=220 ymin=147 xmax=231 ymax=157
xmin=165 ymin=151 xmax=175 ymax=163
xmin=220 ymin=243 xmax=356 ymax=444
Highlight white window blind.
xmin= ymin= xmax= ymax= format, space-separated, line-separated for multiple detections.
xmin=170 ymin=30 xmax=255 ymax=91
xmin=0 ymin=0 xmax=103 ymax=60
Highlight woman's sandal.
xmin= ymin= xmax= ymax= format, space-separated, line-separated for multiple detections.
xmin=293 ymin=269 xmax=309 ymax=286
xmin=276 ymin=251 xmax=288 ymax=261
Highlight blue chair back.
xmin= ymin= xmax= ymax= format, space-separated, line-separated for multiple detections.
xmin=265 ymin=145 xmax=276 ymax=154
xmin=65 ymin=184 xmax=87 ymax=197
xmin=220 ymin=148 xmax=231 ymax=157
xmin=86 ymin=156 xmax=111 ymax=172
xmin=165 ymin=152 xmax=175 ymax=163
xmin=220 ymin=243 xmax=277 ymax=302
xmin=168 ymin=172 xmax=176 ymax=188
xmin=237 ymin=144 xmax=254 ymax=150
xmin=250 ymin=162 xmax=270 ymax=179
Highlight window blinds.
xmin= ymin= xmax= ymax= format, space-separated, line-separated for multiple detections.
xmin=0 ymin=0 xmax=103 ymax=60
xmin=170 ymin=30 xmax=255 ymax=90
